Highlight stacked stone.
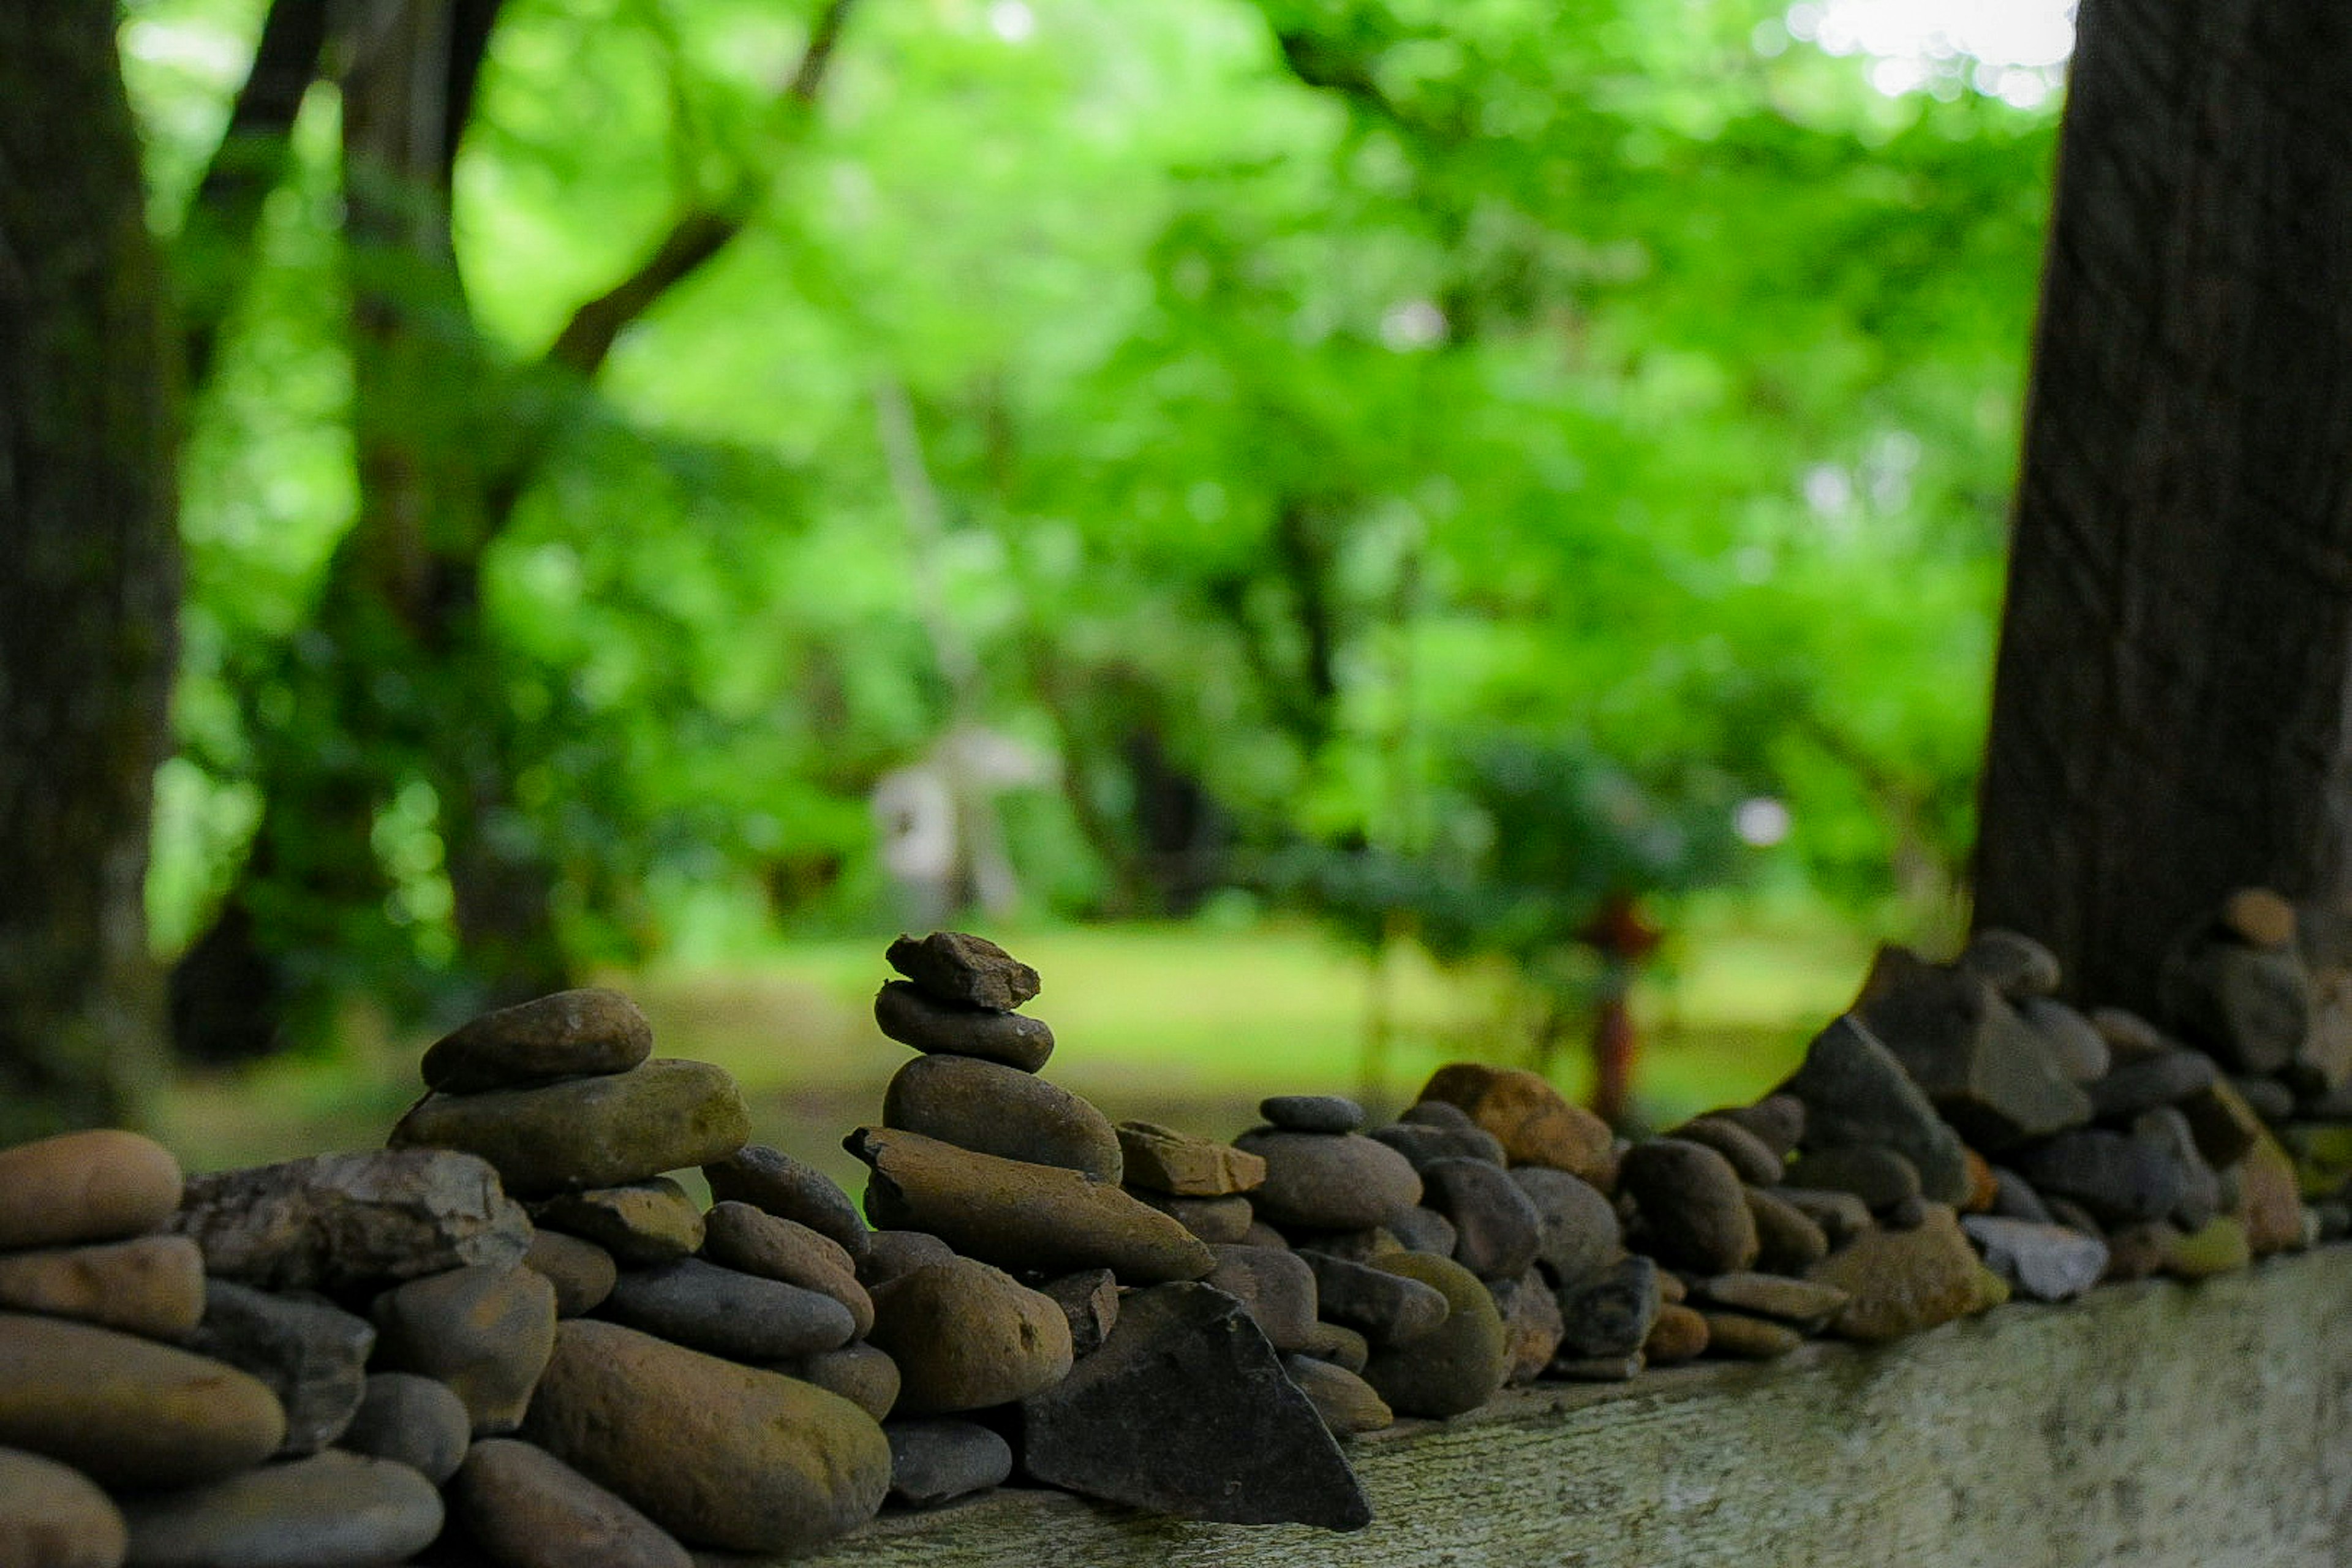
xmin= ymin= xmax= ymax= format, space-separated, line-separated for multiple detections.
xmin=850 ymin=932 xmax=1370 ymax=1531
xmin=379 ymin=987 xmax=891 ymax=1563
xmin=0 ymin=1129 xmax=491 ymax=1568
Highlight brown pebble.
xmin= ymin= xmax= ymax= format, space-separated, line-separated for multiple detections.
xmin=0 ymin=1131 xmax=182 ymax=1253
xmin=1643 ymin=1302 xmax=1709 ymax=1364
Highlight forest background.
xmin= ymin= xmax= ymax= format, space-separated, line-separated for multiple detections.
xmin=87 ymin=0 xmax=2071 ymax=1178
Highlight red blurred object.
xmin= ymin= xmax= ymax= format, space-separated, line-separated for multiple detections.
xmin=1580 ymin=891 xmax=1662 ymax=1129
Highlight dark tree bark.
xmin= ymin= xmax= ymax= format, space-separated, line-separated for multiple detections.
xmin=1973 ymin=0 xmax=2352 ymax=1011
xmin=0 ymin=1 xmax=182 ymax=1137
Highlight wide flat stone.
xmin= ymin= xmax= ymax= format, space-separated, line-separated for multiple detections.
xmin=1785 ymin=1144 xmax=1921 ymax=1211
xmin=390 ymin=1059 xmax=749 ymax=1197
xmin=449 ymin=1437 xmax=692 ymax=1568
xmin=0 ymin=1312 xmax=284 ymax=1489
xmin=1670 ymin=1116 xmax=1785 ymax=1186
xmin=2010 ymin=1130 xmax=2192 ymax=1226
xmin=2087 ymin=1050 xmax=2220 ymax=1122
xmin=116 ymin=1450 xmax=443 ymax=1568
xmin=1692 ymin=1272 xmax=1849 ymax=1330
xmin=886 ymin=932 xmax=1040 ymax=1011
xmin=0 ymin=1446 xmax=126 ymax=1568
xmin=1779 ymin=1013 xmax=1972 ymax=1204
xmin=873 ymin=982 xmax=1054 ymax=1072
xmin=704 ymin=1145 xmax=870 ymax=1264
xmin=1233 ymin=1129 xmax=1422 ymax=1232
xmin=0 ymin=1234 xmax=205 ymax=1339
xmin=0 ymin=1131 xmax=182 ymax=1253
xmin=702 ymin=1201 xmax=873 ymax=1336
xmin=369 ymin=1263 xmax=557 ymax=1435
xmin=1129 ymin=1188 xmax=1255 ymax=1243
xmin=1369 ymin=1121 xmax=1511 ymax=1172
xmin=848 ymin=1126 xmax=1212 ymax=1283
xmin=598 ymin=1258 xmax=857 ymax=1363
xmin=865 ymin=1257 xmax=1072 ymax=1414
xmin=420 ymin=988 xmax=653 ymax=1095
xmin=183 ymin=1280 xmax=374 ymax=1457
xmin=521 ymin=1319 xmax=890 ymax=1555
xmin=1298 ymin=1251 xmax=1450 ymax=1346
xmin=883 ymin=1054 xmax=1121 ymax=1182
xmin=169 ymin=1149 xmax=529 ymax=1292
xmin=1745 ymin=1186 xmax=1831 ymax=1274
xmin=1261 ymin=1095 xmax=1366 ymax=1134
xmin=1021 ymin=1281 xmax=1370 ymax=1529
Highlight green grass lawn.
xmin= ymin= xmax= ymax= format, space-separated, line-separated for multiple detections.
xmin=157 ymin=909 xmax=1875 ymax=1196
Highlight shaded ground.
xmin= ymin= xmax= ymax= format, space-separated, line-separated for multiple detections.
xmin=156 ymin=914 xmax=1873 ymax=1194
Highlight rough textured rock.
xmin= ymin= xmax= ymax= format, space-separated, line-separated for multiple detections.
xmin=1961 ymin=1216 xmax=2108 ymax=1302
xmin=884 ymin=1054 xmax=1121 ymax=1182
xmin=450 ymin=1437 xmax=692 ymax=1568
xmin=1745 ymin=1186 xmax=1831 ymax=1274
xmin=1359 ymin=1253 xmax=1509 ymax=1419
xmin=1020 ymin=1281 xmax=1370 ymax=1530
xmin=1040 ymin=1268 xmax=1120 ymax=1358
xmin=1779 ymin=1014 xmax=1972 ymax=1204
xmin=183 ymin=1280 xmax=374 ymax=1457
xmin=1510 ymin=1166 xmax=1622 ymax=1284
xmin=1419 ymin=1157 xmax=1542 ymax=1280
xmin=702 ymin=1148 xmax=869 ymax=1267
xmin=0 ymin=1312 xmax=285 ymax=1488
xmin=1283 ymin=1354 xmax=1393 ymax=1436
xmin=850 ymin=1126 xmax=1212 ymax=1283
xmin=369 ymin=1264 xmax=557 ymax=1435
xmin=1261 ymin=1095 xmax=1366 ymax=1134
xmin=1204 ymin=1243 xmax=1319 ymax=1352
xmin=1115 ymin=1123 xmax=1266 ymax=1197
xmin=873 ymin=982 xmax=1054 ymax=1072
xmin=2010 ymin=1130 xmax=2192 ymax=1226
xmin=169 ymin=1149 xmax=528 ymax=1292
xmin=0 ymin=1131 xmax=182 ymax=1253
xmin=865 ymin=1257 xmax=1073 ymax=1414
xmin=0 ymin=1446 xmax=126 ymax=1568
xmin=856 ymin=1229 xmax=956 ymax=1289
xmin=1785 ymin=1144 xmax=1922 ymax=1211
xmin=1617 ymin=1139 xmax=1759 ymax=1274
xmin=420 ymin=989 xmax=653 ymax=1095
xmin=1488 ymin=1270 xmax=1566 ymax=1384
xmin=390 ymin=1060 xmax=750 ymax=1198
xmin=1298 ymin=1251 xmax=1450 ymax=1345
xmin=886 ymin=932 xmax=1041 ymax=1011
xmin=787 ymin=1344 xmax=902 ymax=1423
xmin=1235 ymin=1129 xmax=1423 ymax=1232
xmin=600 ymin=1258 xmax=858 ymax=1363
xmin=0 ymin=1234 xmax=204 ymax=1339
xmin=701 ymin=1201 xmax=873 ymax=1336
xmin=884 ymin=1420 xmax=1015 ymax=1509
xmin=1807 ymin=1202 xmax=1986 ymax=1341
xmin=521 ymin=1229 xmax=616 ymax=1317
xmin=1553 ymin=1256 xmax=1662 ymax=1360
xmin=530 ymin=1178 xmax=705 ymax=1266
xmin=115 ymin=1450 xmax=443 ymax=1568
xmin=336 ymin=1373 xmax=470 ymax=1485
xmin=521 ymin=1319 xmax=890 ymax=1554
xmin=1855 ymin=946 xmax=2093 ymax=1150
xmin=1413 ymin=1065 xmax=1613 ymax=1181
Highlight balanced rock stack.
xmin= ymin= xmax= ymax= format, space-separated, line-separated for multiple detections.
xmin=848 ymin=932 xmax=1371 ymax=1530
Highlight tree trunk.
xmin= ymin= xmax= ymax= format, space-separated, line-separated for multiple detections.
xmin=0 ymin=1 xmax=181 ymax=1139
xmin=1973 ymin=0 xmax=2352 ymax=1012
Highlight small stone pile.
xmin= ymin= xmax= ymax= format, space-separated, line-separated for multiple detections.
xmin=1 ymin=902 xmax=2343 ymax=1566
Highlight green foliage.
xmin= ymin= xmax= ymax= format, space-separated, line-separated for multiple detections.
xmin=121 ymin=0 xmax=2062 ymax=1039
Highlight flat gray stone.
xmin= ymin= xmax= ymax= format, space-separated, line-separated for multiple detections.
xmin=598 ymin=1258 xmax=856 ymax=1362
xmin=420 ymin=989 xmax=653 ymax=1095
xmin=116 ymin=1450 xmax=442 ymax=1568
xmin=183 ymin=1280 xmax=374 ymax=1457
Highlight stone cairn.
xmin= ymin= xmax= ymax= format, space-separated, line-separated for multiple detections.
xmin=3 ymin=894 xmax=2350 ymax=1566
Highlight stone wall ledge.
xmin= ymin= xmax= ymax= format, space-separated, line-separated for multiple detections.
xmin=731 ymin=1245 xmax=2352 ymax=1567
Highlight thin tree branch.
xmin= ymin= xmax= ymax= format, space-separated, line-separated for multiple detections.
xmin=176 ymin=0 xmax=331 ymax=388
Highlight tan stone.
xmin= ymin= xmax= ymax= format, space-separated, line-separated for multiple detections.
xmin=0 ymin=1446 xmax=126 ymax=1568
xmin=1643 ymin=1302 xmax=1709 ymax=1364
xmin=1114 ymin=1122 xmax=1266 ymax=1196
xmin=1413 ymin=1064 xmax=1612 ymax=1182
xmin=0 ymin=1312 xmax=284 ymax=1489
xmin=0 ymin=1235 xmax=203 ymax=1339
xmin=1806 ymin=1203 xmax=1988 ymax=1342
xmin=2236 ymin=1129 xmax=2307 ymax=1256
xmin=0 ymin=1131 xmax=181 ymax=1252
xmin=867 ymin=1257 xmax=1073 ymax=1414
